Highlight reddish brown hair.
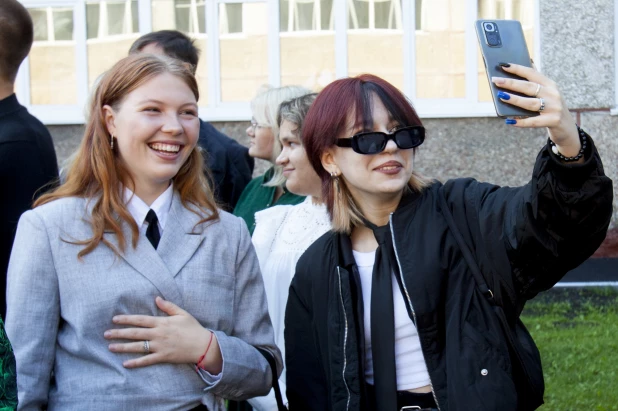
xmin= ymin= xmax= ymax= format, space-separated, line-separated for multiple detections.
xmin=35 ymin=54 xmax=218 ymax=257
xmin=302 ymin=74 xmax=428 ymax=232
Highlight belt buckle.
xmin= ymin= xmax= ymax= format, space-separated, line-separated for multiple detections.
xmin=400 ymin=407 xmax=421 ymax=411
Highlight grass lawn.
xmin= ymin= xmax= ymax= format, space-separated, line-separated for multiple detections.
xmin=520 ymin=287 xmax=618 ymax=410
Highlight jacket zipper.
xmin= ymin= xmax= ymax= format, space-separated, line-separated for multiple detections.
xmin=337 ymin=266 xmax=351 ymax=411
xmin=389 ymin=214 xmax=442 ymax=411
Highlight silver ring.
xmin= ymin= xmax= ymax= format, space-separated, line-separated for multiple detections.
xmin=533 ymin=83 xmax=542 ymax=98
xmin=538 ymin=98 xmax=545 ymax=112
xmin=143 ymin=340 xmax=150 ymax=354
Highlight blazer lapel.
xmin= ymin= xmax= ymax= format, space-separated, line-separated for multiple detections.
xmin=156 ymin=193 xmax=210 ymax=278
xmin=103 ymin=209 xmax=184 ymax=306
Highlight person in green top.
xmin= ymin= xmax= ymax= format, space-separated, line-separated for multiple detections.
xmin=234 ymin=85 xmax=310 ymax=234
xmin=0 ymin=320 xmax=17 ymax=410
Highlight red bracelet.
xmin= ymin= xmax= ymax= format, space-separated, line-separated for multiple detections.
xmin=195 ymin=331 xmax=214 ymax=372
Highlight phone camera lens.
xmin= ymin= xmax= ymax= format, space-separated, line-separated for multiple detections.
xmin=484 ymin=22 xmax=495 ymax=32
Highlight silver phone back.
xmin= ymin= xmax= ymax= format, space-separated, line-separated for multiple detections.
xmin=475 ymin=19 xmax=538 ymax=118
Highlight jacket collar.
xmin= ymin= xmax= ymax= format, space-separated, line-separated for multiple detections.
xmin=102 ymin=191 xmax=213 ymax=306
xmin=157 ymin=192 xmax=212 ymax=277
xmin=0 ymin=94 xmax=22 ymax=118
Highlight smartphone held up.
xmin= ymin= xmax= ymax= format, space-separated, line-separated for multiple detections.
xmin=475 ymin=19 xmax=538 ymax=119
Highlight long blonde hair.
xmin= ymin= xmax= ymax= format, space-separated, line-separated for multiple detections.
xmin=35 ymin=54 xmax=218 ymax=258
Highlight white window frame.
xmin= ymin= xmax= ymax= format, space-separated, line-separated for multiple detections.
xmin=18 ymin=0 xmax=88 ymax=124
xmin=17 ymin=0 xmax=540 ymax=124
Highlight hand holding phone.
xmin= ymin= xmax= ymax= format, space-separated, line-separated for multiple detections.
xmin=475 ymin=19 xmax=538 ymax=118
xmin=474 ymin=21 xmax=581 ymax=156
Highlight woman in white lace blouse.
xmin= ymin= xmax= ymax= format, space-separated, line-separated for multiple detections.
xmin=250 ymin=93 xmax=331 ymax=411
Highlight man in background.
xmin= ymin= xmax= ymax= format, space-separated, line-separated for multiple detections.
xmin=130 ymin=30 xmax=254 ymax=210
xmin=0 ymin=0 xmax=59 ymax=320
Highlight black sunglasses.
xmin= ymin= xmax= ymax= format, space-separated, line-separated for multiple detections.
xmin=335 ymin=126 xmax=425 ymax=155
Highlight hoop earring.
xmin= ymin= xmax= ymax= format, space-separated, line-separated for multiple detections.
xmin=110 ymin=134 xmax=114 ymax=150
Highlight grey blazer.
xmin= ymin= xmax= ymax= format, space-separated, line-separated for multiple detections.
xmin=5 ymin=193 xmax=281 ymax=411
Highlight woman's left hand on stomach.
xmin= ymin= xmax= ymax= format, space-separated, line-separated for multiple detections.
xmin=105 ymin=296 xmax=222 ymax=373
xmin=492 ymin=63 xmax=581 ymax=157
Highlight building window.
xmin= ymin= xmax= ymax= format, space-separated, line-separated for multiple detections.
xmin=30 ymin=7 xmax=74 ymax=42
xmin=27 ymin=7 xmax=78 ymax=105
xmin=175 ymin=0 xmax=206 ymax=34
xmin=279 ymin=0 xmax=336 ymax=90
xmin=280 ymin=0 xmax=333 ymax=32
xmin=17 ymin=0 xmax=537 ymax=124
xmin=86 ymin=1 xmax=140 ymax=89
xmin=86 ymin=0 xmax=139 ymax=39
xmin=219 ymin=2 xmax=268 ymax=102
xmin=349 ymin=0 xmax=402 ymax=30
xmin=415 ymin=0 xmax=466 ymax=99
xmin=349 ymin=0 xmax=403 ymax=89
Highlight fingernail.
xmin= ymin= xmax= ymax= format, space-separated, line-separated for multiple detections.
xmin=497 ymin=91 xmax=510 ymax=100
xmin=492 ymin=76 xmax=506 ymax=85
xmin=104 ymin=331 xmax=111 ymax=338
xmin=505 ymin=119 xmax=517 ymax=125
xmin=112 ymin=316 xmax=119 ymax=323
xmin=499 ymin=62 xmax=511 ymax=68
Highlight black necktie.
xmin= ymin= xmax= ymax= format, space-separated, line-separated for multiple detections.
xmin=369 ymin=224 xmax=398 ymax=411
xmin=145 ymin=209 xmax=161 ymax=250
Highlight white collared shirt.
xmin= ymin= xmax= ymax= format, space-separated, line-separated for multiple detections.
xmin=123 ymin=183 xmax=223 ymax=384
xmin=123 ymin=184 xmax=174 ymax=235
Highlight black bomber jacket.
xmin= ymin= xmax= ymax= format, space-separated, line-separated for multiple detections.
xmin=284 ymin=138 xmax=613 ymax=411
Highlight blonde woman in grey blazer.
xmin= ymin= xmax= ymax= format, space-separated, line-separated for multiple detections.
xmin=5 ymin=54 xmax=281 ymax=411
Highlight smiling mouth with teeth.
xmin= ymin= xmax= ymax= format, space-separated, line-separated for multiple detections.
xmin=148 ymin=143 xmax=181 ymax=154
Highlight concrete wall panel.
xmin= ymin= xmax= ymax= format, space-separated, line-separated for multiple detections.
xmin=580 ymin=112 xmax=618 ymax=228
xmin=540 ymin=0 xmax=614 ymax=109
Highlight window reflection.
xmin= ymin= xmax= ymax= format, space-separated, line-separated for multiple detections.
xmin=175 ymin=0 xmax=206 ymax=34
xmin=221 ymin=4 xmax=243 ymax=34
xmin=86 ymin=0 xmax=138 ymax=39
xmin=152 ymin=0 xmax=206 ymax=33
xmin=28 ymin=7 xmax=77 ymax=105
xmin=349 ymin=0 xmax=402 ymax=30
xmin=280 ymin=0 xmax=333 ymax=32
xmin=30 ymin=7 xmax=74 ymax=42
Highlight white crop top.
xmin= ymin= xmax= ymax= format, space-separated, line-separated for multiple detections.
xmin=352 ymin=249 xmax=431 ymax=391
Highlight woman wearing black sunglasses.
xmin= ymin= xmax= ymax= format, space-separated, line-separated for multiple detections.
xmin=284 ymin=71 xmax=613 ymax=411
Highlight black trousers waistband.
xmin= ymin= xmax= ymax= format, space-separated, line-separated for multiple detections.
xmin=366 ymin=383 xmax=437 ymax=410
